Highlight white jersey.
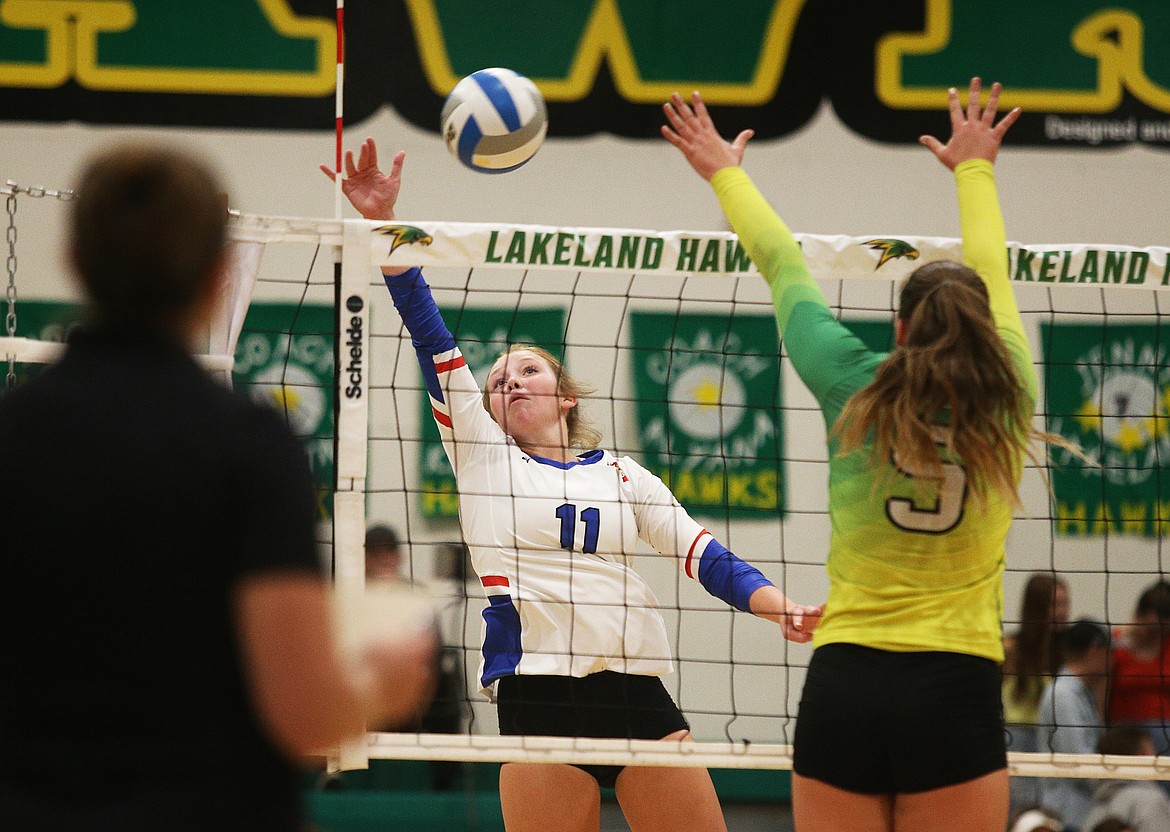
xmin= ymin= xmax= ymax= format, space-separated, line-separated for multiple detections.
xmin=427 ymin=346 xmax=716 ymax=693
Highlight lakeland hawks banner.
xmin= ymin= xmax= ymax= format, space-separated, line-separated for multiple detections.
xmin=359 ymin=217 xmax=1170 ymax=288
xmin=1044 ymin=321 xmax=1170 ymax=538
xmin=630 ymin=311 xmax=782 ymax=518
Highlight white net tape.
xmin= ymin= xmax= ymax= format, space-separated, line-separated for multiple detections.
xmin=369 ymin=733 xmax=1170 ymax=781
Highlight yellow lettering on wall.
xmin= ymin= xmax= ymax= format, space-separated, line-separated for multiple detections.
xmin=0 ymin=0 xmax=334 ymax=96
xmin=1056 ymin=501 xmax=1088 ymax=536
xmin=877 ymin=0 xmax=1170 ymax=113
xmin=405 ymin=0 xmax=809 ymax=105
xmin=1120 ymin=501 xmax=1149 ymax=535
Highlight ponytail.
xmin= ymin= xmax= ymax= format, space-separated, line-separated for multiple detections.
xmin=833 ymin=261 xmax=1033 ymax=508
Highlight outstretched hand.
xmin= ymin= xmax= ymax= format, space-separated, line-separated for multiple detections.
xmin=661 ymin=91 xmax=754 ymax=181
xmin=781 ymin=600 xmax=825 ymax=644
xmin=919 ymin=77 xmax=1020 ymax=171
xmin=320 ymin=137 xmax=405 ymax=221
xmin=750 ymin=585 xmax=824 ymax=644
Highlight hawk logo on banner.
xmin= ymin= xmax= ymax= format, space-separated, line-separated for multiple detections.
xmin=863 ymin=238 xmax=919 ymax=270
xmin=1043 ymin=322 xmax=1170 ymax=537
xmin=419 ymin=306 xmax=567 ymax=519
xmin=374 ymin=224 xmax=434 ymax=254
xmin=631 ymin=311 xmax=782 ymax=518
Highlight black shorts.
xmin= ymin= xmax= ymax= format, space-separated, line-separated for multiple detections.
xmin=496 ymin=672 xmax=690 ymax=788
xmin=793 ymin=643 xmax=1006 ymax=794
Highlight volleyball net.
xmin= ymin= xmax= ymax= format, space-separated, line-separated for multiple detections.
xmin=5 ymin=181 xmax=1170 ymax=782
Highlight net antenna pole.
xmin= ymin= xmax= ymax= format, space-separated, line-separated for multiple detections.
xmin=333 ymin=0 xmax=345 ymax=223
xmin=328 ymin=0 xmax=371 ymax=774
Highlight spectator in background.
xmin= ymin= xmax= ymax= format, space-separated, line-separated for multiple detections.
xmin=421 ymin=540 xmax=471 ymax=791
xmin=1110 ymin=581 xmax=1170 ymax=755
xmin=365 ymin=524 xmax=405 ymax=584
xmin=435 ymin=539 xmax=473 ymax=584
xmin=364 ymin=524 xmax=466 ymax=791
xmin=1037 ymin=619 xmax=1112 ymax=832
xmin=1004 ymin=574 xmax=1072 ymax=813
xmin=1084 ymin=726 xmax=1169 ymax=832
xmin=1005 ymin=574 xmax=1072 ymax=740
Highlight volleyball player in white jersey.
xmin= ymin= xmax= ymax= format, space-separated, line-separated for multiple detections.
xmin=324 ymin=138 xmax=822 ymax=832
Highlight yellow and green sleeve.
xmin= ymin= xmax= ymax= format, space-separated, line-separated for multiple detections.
xmin=955 ymin=159 xmax=1037 ymax=404
xmin=710 ymin=166 xmax=826 ymax=335
xmin=709 ymin=166 xmax=882 ymax=421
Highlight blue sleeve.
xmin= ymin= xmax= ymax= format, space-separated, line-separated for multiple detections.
xmin=696 ymin=539 xmax=774 ymax=612
xmin=383 ymin=268 xmax=456 ymax=402
xmin=383 ymin=268 xmax=455 ymax=355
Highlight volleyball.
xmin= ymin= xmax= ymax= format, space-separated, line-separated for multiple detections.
xmin=440 ymin=68 xmax=547 ymax=174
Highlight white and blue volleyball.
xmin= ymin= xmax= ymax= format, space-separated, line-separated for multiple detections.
xmin=440 ymin=68 xmax=547 ymax=174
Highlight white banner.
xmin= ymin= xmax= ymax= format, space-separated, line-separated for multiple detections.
xmin=227 ymin=213 xmax=1170 ymax=289
xmin=361 ymin=218 xmax=1170 ymax=289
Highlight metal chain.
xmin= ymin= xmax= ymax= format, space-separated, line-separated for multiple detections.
xmin=5 ymin=189 xmax=16 ymax=389
xmin=1 ymin=181 xmax=75 ymax=389
xmin=2 ymin=181 xmax=77 ymax=202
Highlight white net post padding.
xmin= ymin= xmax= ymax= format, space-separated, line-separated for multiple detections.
xmin=0 ymin=236 xmax=264 ymax=378
xmin=205 ymin=239 xmax=264 ymax=385
xmin=329 ymin=221 xmax=376 ymax=771
xmin=0 ymin=336 xmax=64 ymax=364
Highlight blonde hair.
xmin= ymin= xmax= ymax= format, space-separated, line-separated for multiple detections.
xmin=833 ymin=260 xmax=1036 ymax=508
xmin=481 ymin=344 xmax=603 ymax=451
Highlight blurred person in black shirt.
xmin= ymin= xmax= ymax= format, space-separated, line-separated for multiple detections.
xmin=0 ymin=144 xmax=434 ymax=832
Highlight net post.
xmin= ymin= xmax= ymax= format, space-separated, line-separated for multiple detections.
xmin=329 ymin=219 xmax=372 ymax=772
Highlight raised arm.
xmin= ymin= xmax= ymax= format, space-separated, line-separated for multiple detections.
xmin=662 ymin=92 xmax=879 ymax=408
xmin=320 ymin=136 xmax=405 ymax=226
xmin=661 ymin=92 xmax=825 ymax=337
xmin=323 ymin=138 xmax=501 ymax=452
xmin=920 ymin=79 xmax=1036 ymax=400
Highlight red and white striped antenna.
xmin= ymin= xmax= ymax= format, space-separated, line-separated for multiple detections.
xmin=333 ymin=0 xmax=345 ymax=220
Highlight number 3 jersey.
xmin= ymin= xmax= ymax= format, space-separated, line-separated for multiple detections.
xmin=384 ymin=268 xmax=773 ymax=694
xmin=712 ymin=160 xmax=1037 ymax=664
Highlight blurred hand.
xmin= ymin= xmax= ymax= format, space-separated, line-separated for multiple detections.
xmin=360 ymin=628 xmax=439 ymax=728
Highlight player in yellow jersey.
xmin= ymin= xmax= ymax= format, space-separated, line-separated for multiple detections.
xmin=664 ymin=79 xmax=1034 ymax=831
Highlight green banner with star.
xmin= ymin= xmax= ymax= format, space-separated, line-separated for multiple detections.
xmin=1043 ymin=321 xmax=1170 ymax=537
xmin=629 ymin=311 xmax=782 ymax=518
xmin=418 ymin=305 xmax=567 ymax=519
